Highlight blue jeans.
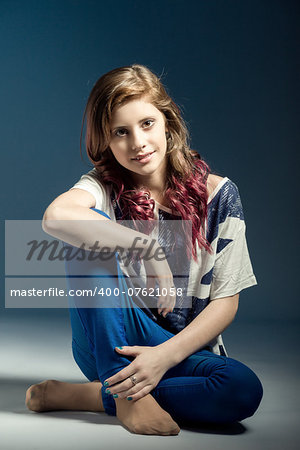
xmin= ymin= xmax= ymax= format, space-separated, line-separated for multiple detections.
xmin=66 ymin=209 xmax=263 ymax=425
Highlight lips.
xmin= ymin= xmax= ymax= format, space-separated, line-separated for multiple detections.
xmin=132 ymin=151 xmax=155 ymax=161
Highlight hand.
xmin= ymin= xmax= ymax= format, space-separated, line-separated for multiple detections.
xmin=143 ymin=243 xmax=176 ymax=317
xmin=103 ymin=345 xmax=171 ymax=401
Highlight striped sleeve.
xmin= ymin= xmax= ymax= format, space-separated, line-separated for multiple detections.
xmin=209 ymin=180 xmax=257 ymax=300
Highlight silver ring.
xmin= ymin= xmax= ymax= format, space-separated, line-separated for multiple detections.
xmin=130 ymin=375 xmax=138 ymax=386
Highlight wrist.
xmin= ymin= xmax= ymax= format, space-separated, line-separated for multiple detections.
xmin=143 ymin=240 xmax=163 ymax=260
xmin=137 ymin=237 xmax=159 ymax=259
xmin=156 ymin=341 xmax=182 ymax=369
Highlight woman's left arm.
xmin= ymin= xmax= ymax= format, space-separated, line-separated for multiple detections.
xmin=157 ymin=293 xmax=239 ymax=365
xmin=104 ymin=293 xmax=239 ymax=400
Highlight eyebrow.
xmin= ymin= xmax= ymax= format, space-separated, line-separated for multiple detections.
xmin=111 ymin=117 xmax=155 ymax=132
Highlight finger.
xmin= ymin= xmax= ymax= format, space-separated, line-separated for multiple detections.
xmin=105 ymin=377 xmax=139 ymax=397
xmin=104 ymin=364 xmax=136 ymax=387
xmin=158 ymin=287 xmax=176 ymax=316
xmin=115 ymin=346 xmax=141 ymax=357
xmin=160 ymin=309 xmax=173 ymax=318
xmin=158 ymin=300 xmax=175 ymax=316
xmin=114 ymin=380 xmax=145 ymax=399
xmin=158 ymin=306 xmax=173 ymax=316
xmin=114 ymin=381 xmax=147 ymax=400
xmin=126 ymin=385 xmax=152 ymax=402
xmin=159 ymin=291 xmax=176 ymax=308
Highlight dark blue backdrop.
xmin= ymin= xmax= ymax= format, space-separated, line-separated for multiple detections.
xmin=1 ymin=0 xmax=298 ymax=320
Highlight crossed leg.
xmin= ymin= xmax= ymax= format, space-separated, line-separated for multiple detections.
xmin=25 ymin=379 xmax=180 ymax=435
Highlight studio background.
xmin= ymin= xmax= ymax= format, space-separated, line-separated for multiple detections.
xmin=0 ymin=1 xmax=299 ymax=449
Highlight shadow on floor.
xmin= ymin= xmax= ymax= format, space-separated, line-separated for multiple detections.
xmin=179 ymin=421 xmax=246 ymax=435
xmin=1 ymin=376 xmax=246 ymax=435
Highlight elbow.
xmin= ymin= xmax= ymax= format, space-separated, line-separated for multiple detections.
xmin=231 ymin=293 xmax=240 ymax=321
xmin=213 ymin=293 xmax=239 ymax=324
xmin=42 ymin=205 xmax=65 ymax=235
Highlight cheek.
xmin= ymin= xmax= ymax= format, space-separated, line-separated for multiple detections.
xmin=152 ymin=127 xmax=167 ymax=145
xmin=158 ymin=131 xmax=168 ymax=149
xmin=110 ymin=143 xmax=124 ymax=160
xmin=113 ymin=153 xmax=127 ymax=165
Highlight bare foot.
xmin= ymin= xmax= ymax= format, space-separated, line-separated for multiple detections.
xmin=25 ymin=380 xmax=104 ymax=412
xmin=115 ymin=394 xmax=180 ymax=436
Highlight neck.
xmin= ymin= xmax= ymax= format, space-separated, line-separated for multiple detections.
xmin=131 ymin=171 xmax=167 ymax=197
xmin=134 ymin=177 xmax=168 ymax=205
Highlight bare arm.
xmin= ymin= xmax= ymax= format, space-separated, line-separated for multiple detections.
xmin=42 ymin=188 xmax=157 ymax=258
xmin=43 ymin=174 xmax=224 ymax=268
xmin=157 ymin=293 xmax=239 ymax=366
xmin=104 ymin=293 xmax=239 ymax=400
xmin=157 ymin=174 xmax=237 ymax=364
xmin=42 ymin=188 xmax=176 ymax=314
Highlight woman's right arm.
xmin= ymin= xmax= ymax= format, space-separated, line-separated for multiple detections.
xmin=42 ymin=188 xmax=159 ymax=255
xmin=42 ymin=189 xmax=176 ymax=315
xmin=43 ymin=188 xmax=101 ymax=222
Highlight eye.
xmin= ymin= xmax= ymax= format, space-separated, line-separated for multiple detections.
xmin=115 ymin=128 xmax=128 ymax=137
xmin=143 ymin=119 xmax=155 ymax=128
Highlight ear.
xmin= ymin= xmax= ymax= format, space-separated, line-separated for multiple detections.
xmin=164 ymin=115 xmax=169 ymax=133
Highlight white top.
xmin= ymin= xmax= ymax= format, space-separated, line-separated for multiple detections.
xmin=70 ymin=169 xmax=258 ymax=356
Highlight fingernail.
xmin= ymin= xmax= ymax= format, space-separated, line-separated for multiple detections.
xmin=127 ymin=396 xmax=133 ymax=401
xmin=113 ymin=394 xmax=118 ymax=398
xmin=116 ymin=346 xmax=123 ymax=350
xmin=104 ymin=381 xmax=109 ymax=387
xmin=105 ymin=389 xmax=111 ymax=394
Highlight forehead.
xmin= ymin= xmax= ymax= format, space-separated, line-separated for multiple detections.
xmin=111 ymin=98 xmax=163 ymax=125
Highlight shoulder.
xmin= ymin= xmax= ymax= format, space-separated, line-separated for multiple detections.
xmin=207 ymin=174 xmax=240 ymax=199
xmin=206 ymin=174 xmax=225 ymax=198
xmin=210 ymin=176 xmax=243 ymax=221
xmin=73 ymin=169 xmax=106 ymax=189
xmin=70 ymin=169 xmax=109 ymax=199
xmin=79 ymin=168 xmax=101 ymax=182
xmin=207 ymin=175 xmax=242 ymax=213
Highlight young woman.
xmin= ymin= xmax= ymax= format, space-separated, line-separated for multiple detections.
xmin=25 ymin=64 xmax=263 ymax=436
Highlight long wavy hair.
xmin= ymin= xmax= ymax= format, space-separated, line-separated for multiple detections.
xmin=81 ymin=64 xmax=213 ymax=260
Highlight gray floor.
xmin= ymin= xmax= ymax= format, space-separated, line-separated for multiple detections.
xmin=0 ymin=311 xmax=299 ymax=450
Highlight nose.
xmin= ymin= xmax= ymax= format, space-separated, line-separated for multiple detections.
xmin=131 ymin=128 xmax=146 ymax=151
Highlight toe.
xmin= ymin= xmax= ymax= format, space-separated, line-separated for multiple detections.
xmin=25 ymin=382 xmax=47 ymax=412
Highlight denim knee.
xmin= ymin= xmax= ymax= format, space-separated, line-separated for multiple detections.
xmin=224 ymin=358 xmax=263 ymax=422
xmin=71 ymin=338 xmax=98 ymax=382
